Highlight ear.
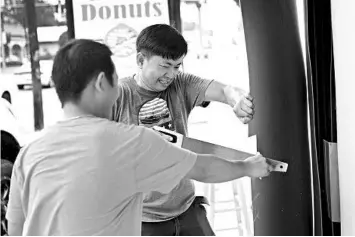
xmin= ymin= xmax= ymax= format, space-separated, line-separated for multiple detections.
xmin=136 ymin=52 xmax=145 ymax=69
xmin=94 ymin=72 xmax=106 ymax=92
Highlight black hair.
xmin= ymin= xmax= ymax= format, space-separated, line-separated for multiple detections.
xmin=52 ymin=39 xmax=114 ymax=106
xmin=136 ymin=24 xmax=188 ymax=60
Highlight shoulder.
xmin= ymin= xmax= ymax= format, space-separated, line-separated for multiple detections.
xmin=118 ymin=75 xmax=133 ymax=84
xmin=118 ymin=75 xmax=135 ymax=88
xmin=115 ymin=75 xmax=136 ymax=95
xmin=100 ymin=119 xmax=156 ymax=140
xmin=173 ymin=72 xmax=204 ymax=85
xmin=176 ymin=72 xmax=198 ymax=81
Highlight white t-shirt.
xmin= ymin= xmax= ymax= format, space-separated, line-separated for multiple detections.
xmin=6 ymin=116 xmax=197 ymax=235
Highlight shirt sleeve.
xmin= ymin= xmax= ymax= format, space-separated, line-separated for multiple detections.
xmin=179 ymin=72 xmax=214 ymax=108
xmin=111 ymin=85 xmax=124 ymax=122
xmin=134 ymin=127 xmax=197 ymax=194
xmin=5 ymin=166 xmax=25 ymax=226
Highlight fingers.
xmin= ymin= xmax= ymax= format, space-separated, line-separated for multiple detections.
xmin=235 ymin=106 xmax=253 ymax=120
xmin=261 ymin=165 xmax=271 ymax=177
xmin=239 ymin=116 xmax=252 ymax=124
xmin=259 ymin=170 xmax=271 ymax=178
xmin=245 ymin=153 xmax=273 ymax=178
xmin=260 ymin=158 xmax=281 ymax=178
xmin=241 ymin=100 xmax=255 ymax=115
xmin=257 ymin=154 xmax=272 ymax=178
xmin=153 ymin=130 xmax=173 ymax=142
xmin=241 ymin=106 xmax=254 ymax=117
xmin=248 ymin=153 xmax=280 ymax=179
xmin=235 ymin=109 xmax=250 ymax=118
xmin=234 ymin=96 xmax=255 ymax=119
xmin=243 ymin=96 xmax=255 ymax=109
xmin=265 ymin=159 xmax=276 ymax=172
xmin=245 ymin=94 xmax=254 ymax=102
xmin=160 ymin=133 xmax=173 ymax=142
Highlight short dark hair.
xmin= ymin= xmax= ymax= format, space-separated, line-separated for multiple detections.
xmin=52 ymin=39 xmax=114 ymax=106
xmin=136 ymin=24 xmax=188 ymax=60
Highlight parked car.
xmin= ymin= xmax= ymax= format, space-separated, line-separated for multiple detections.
xmin=0 ymin=56 xmax=23 ymax=68
xmin=0 ymin=98 xmax=22 ymax=235
xmin=0 ymin=98 xmax=38 ymax=236
xmin=13 ymin=59 xmax=54 ymax=89
xmin=0 ymin=77 xmax=19 ymax=105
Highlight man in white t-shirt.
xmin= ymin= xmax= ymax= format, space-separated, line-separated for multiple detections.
xmin=6 ymin=39 xmax=272 ymax=236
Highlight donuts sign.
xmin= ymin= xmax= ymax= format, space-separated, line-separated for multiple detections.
xmin=80 ymin=2 xmax=164 ymax=21
xmin=72 ymin=0 xmax=169 ymax=75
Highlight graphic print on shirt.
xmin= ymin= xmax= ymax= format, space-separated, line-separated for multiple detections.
xmin=138 ymin=98 xmax=175 ymax=131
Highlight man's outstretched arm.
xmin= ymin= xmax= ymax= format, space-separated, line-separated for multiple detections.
xmin=134 ymin=127 xmax=271 ymax=194
xmin=185 ymin=153 xmax=272 ymax=183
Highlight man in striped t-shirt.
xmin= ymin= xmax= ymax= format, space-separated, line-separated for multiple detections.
xmin=112 ymin=24 xmax=256 ymax=236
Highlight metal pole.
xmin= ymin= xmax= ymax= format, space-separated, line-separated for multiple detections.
xmin=0 ymin=10 xmax=6 ymax=70
xmin=65 ymin=0 xmax=75 ymax=39
xmin=196 ymin=2 xmax=203 ymax=58
xmin=167 ymin=0 xmax=183 ymax=71
xmin=168 ymin=0 xmax=182 ymax=32
xmin=24 ymin=0 xmax=44 ymax=131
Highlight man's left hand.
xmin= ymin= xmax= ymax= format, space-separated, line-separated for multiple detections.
xmin=233 ymin=94 xmax=255 ymax=124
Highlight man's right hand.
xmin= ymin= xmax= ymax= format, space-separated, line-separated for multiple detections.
xmin=152 ymin=129 xmax=173 ymax=142
xmin=244 ymin=153 xmax=273 ymax=178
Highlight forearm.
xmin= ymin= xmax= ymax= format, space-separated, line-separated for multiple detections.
xmin=223 ymin=85 xmax=245 ymax=107
xmin=189 ymin=154 xmax=248 ymax=183
xmin=205 ymin=81 xmax=246 ymax=106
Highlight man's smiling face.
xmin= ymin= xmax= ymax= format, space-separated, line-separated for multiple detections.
xmin=140 ymin=54 xmax=184 ymax=92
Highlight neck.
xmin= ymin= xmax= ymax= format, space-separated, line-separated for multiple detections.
xmin=134 ymin=72 xmax=157 ymax=92
xmin=62 ymin=102 xmax=91 ymax=120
